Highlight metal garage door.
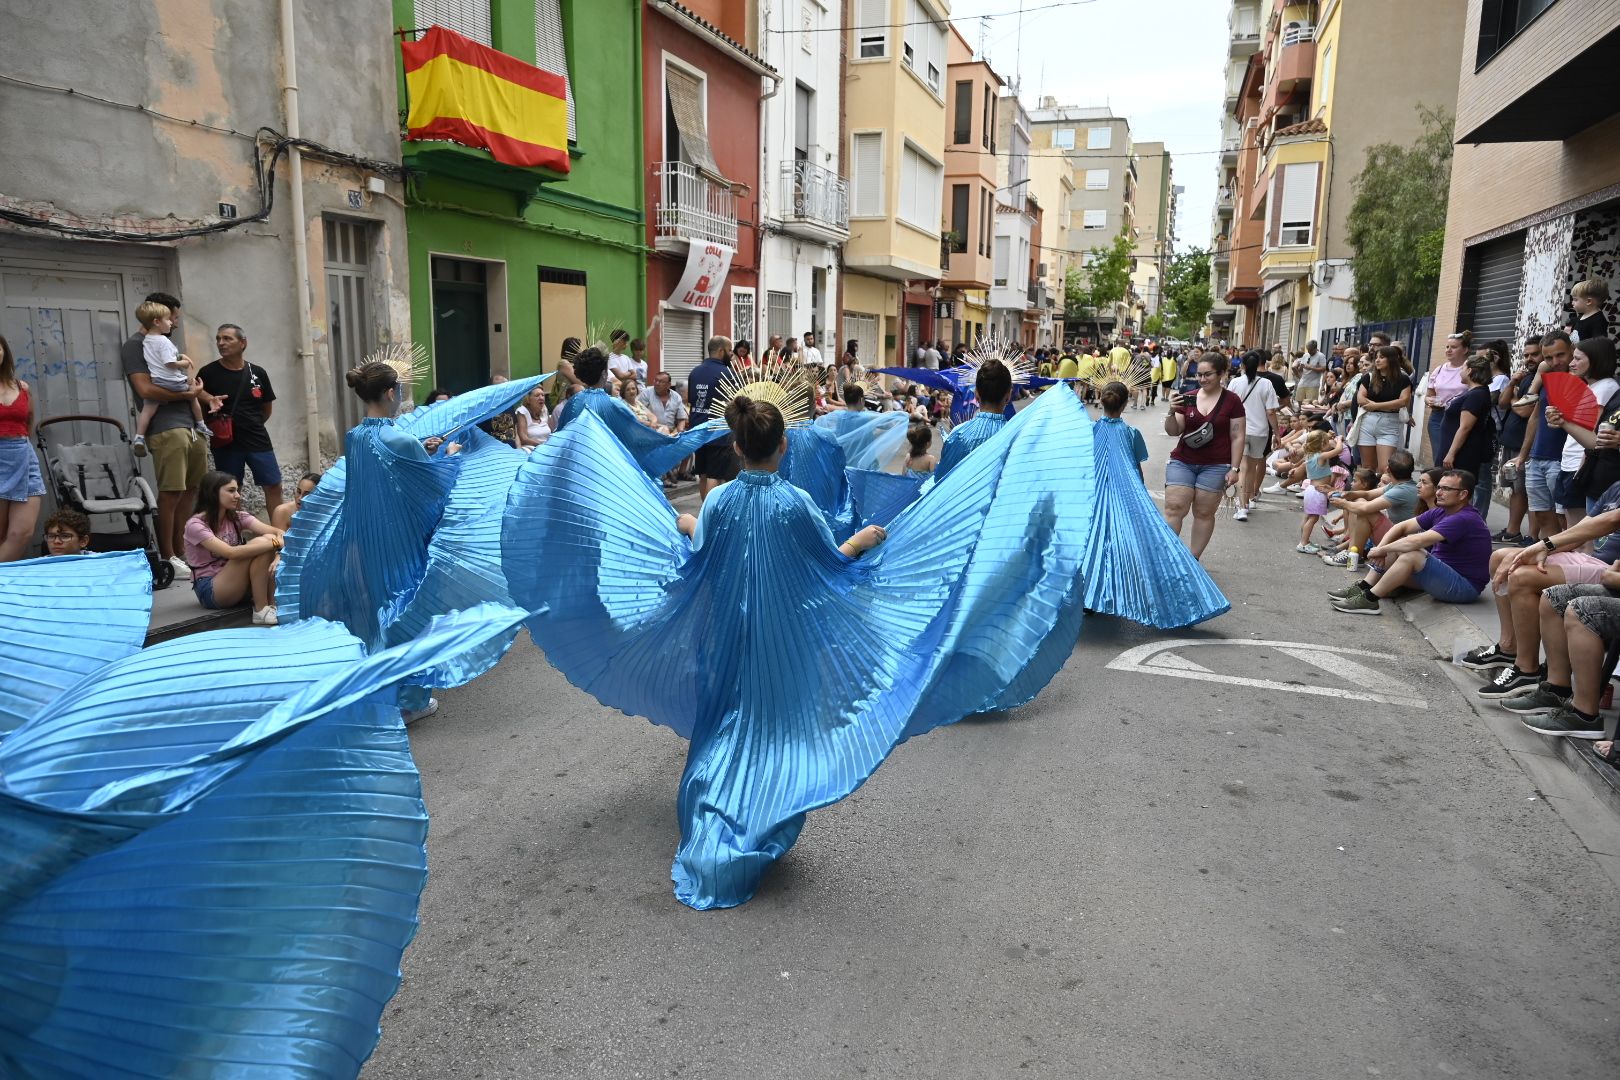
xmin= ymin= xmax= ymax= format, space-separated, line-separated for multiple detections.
xmin=660 ymin=307 xmax=707 ymax=386
xmin=1461 ymin=232 xmax=1525 ymax=344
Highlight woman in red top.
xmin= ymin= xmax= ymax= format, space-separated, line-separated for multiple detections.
xmin=1162 ymin=355 xmax=1246 ymax=558
xmin=0 ymin=335 xmax=45 ymax=562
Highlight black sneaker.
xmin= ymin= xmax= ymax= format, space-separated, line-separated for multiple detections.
xmin=1457 ymin=643 xmax=1514 ymax=671
xmin=1498 ymin=683 xmax=1572 ymax=716
xmin=1476 ymin=666 xmax=1543 ymax=699
xmin=1520 ymin=703 xmax=1606 ymax=739
xmin=1491 ymin=529 xmax=1525 ymax=546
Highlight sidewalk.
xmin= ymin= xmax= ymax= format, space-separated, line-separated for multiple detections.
xmin=1393 ymin=587 xmax=1620 ymax=852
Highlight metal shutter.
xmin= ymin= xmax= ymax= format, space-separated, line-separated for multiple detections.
xmin=665 ymin=66 xmax=722 ymax=178
xmin=534 ymin=0 xmax=576 ymax=142
xmin=851 ymin=132 xmax=882 ymax=216
xmin=856 ymin=0 xmax=887 ymax=58
xmin=767 ymin=291 xmax=794 ymax=342
xmin=661 ymin=307 xmax=707 ymax=385
xmin=1462 ymin=232 xmax=1525 ymax=344
xmin=417 ymin=0 xmax=491 ymax=45
xmin=905 ymin=306 xmax=923 ymax=357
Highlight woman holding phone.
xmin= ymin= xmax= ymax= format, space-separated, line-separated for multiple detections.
xmin=1163 ymin=357 xmax=1245 ymax=559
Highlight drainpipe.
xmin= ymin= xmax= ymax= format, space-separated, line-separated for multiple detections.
xmin=279 ymin=0 xmax=321 ymax=470
xmin=635 ymin=2 xmax=650 ymax=373
xmin=757 ymin=35 xmax=782 ymax=319
xmin=835 ymin=0 xmax=848 ymax=359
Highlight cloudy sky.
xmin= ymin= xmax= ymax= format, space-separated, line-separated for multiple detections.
xmin=944 ymin=0 xmax=1230 ymax=256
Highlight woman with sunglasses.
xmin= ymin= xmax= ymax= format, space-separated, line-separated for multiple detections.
xmin=1163 ymin=357 xmax=1245 ymax=558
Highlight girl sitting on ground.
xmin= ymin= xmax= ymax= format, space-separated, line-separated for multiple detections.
xmin=903 ymin=422 xmax=936 ymax=478
xmin=1297 ymin=429 xmax=1344 ymax=554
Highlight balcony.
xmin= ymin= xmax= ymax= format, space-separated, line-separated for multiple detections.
xmin=1027 ymin=283 xmax=1040 ymax=308
xmin=1281 ymin=22 xmax=1316 ymax=47
xmin=652 ymin=161 xmax=738 ymax=251
xmin=1229 ymin=5 xmax=1261 ymax=58
xmin=777 ymin=160 xmax=850 ymax=241
xmin=1221 ymin=137 xmax=1242 ymax=167
xmin=1263 ymin=32 xmax=1317 ymax=112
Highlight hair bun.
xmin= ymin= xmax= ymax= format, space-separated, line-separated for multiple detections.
xmin=344 ymin=366 xmax=365 ymax=389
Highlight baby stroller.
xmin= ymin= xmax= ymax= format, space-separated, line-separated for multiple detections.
xmin=36 ymin=414 xmax=173 ymax=588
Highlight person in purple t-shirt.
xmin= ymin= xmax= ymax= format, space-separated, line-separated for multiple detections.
xmin=1329 ymin=469 xmax=1491 ymax=615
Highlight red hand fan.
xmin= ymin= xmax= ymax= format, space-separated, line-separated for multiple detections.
xmin=1543 ymin=371 xmax=1602 ymax=430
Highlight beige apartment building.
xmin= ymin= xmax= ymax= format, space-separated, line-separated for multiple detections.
xmin=1432 ymin=0 xmax=1620 ymax=371
xmin=1133 ymin=142 xmax=1175 ymax=324
xmin=939 ymin=24 xmax=1003 ymax=347
xmin=843 ymin=0 xmax=952 ymax=364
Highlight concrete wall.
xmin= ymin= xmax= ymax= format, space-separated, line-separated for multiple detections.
xmin=0 ymin=0 xmax=410 ymax=476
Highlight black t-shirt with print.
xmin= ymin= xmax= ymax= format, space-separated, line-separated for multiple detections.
xmin=199 ymin=360 xmax=277 ymax=453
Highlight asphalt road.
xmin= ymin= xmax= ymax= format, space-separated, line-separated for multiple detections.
xmin=364 ymin=404 xmax=1620 ymax=1080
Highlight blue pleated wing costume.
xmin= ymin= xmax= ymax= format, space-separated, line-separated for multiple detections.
xmin=555 ymin=387 xmax=732 ymax=476
xmin=502 ymin=387 xmax=1097 ymax=910
xmin=0 ymin=550 xmax=526 ymax=1077
xmin=1080 ymin=417 xmax=1230 ymax=629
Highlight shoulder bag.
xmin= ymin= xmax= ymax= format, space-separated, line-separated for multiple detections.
xmin=207 ymin=366 xmax=250 ymax=449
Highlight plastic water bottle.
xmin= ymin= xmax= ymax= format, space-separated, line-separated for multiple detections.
xmin=1346 ymin=547 xmax=1360 ymax=571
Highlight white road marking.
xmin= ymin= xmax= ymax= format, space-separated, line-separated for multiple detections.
xmin=1106 ymin=638 xmax=1428 ymax=709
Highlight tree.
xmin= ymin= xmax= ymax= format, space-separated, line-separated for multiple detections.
xmin=1345 ymin=106 xmax=1454 ymax=322
xmin=1161 ymin=248 xmax=1213 ymax=340
xmin=1080 ymin=232 xmax=1135 ymax=316
xmin=1143 ymin=313 xmax=1166 ymax=337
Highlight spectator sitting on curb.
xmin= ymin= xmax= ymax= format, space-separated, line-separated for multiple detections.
xmin=1464 ymin=488 xmax=1620 ymax=701
xmin=1321 ymin=450 xmax=1421 ymax=568
xmin=1491 ymin=577 xmax=1620 ymax=742
xmin=43 ymin=509 xmax=91 ymax=556
xmin=1328 ymin=469 xmax=1491 ymax=616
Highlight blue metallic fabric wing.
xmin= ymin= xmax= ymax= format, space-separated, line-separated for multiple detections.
xmin=387 ymin=426 xmax=528 ymax=688
xmin=503 ymin=389 xmax=1094 ymax=910
xmin=844 ymin=468 xmax=925 ymax=529
xmin=934 ymin=411 xmax=1009 ymax=480
xmin=1082 ymin=419 xmax=1230 ymax=629
xmin=276 ymin=419 xmax=460 ymax=650
xmin=779 ymin=425 xmax=855 ymax=536
xmin=872 ymin=366 xmax=962 ymax=394
xmin=555 ymin=388 xmax=730 ymax=476
xmin=0 ymin=603 xmax=526 ymax=1079
xmin=0 ymin=550 xmax=151 ymax=739
xmin=813 ymin=409 xmax=911 ymax=471
xmin=274 ymin=457 xmax=346 ymax=625
xmin=393 ymin=374 xmax=551 ymax=440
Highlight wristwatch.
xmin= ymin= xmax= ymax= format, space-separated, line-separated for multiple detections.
xmin=1543 ymin=536 xmax=1558 ymax=553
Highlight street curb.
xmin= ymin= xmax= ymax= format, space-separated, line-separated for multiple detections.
xmin=1393 ymin=594 xmax=1620 ymax=819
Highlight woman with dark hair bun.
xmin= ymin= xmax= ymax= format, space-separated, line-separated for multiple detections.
xmin=503 ymin=375 xmax=1110 ymax=910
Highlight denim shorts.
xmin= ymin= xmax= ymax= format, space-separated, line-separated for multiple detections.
xmin=1545 ymin=583 xmax=1620 ymax=638
xmin=1525 ymin=458 xmax=1562 ymax=513
xmin=193 ymin=573 xmax=219 ymax=610
xmin=1358 ymin=411 xmax=1405 ymax=448
xmin=1554 ymin=469 xmax=1583 ymax=512
xmin=1411 ymin=554 xmax=1484 ymax=604
xmin=1165 ymin=458 xmax=1230 ymax=492
xmin=212 ymin=448 xmax=284 ymax=488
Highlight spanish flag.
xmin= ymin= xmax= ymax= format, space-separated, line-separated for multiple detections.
xmin=403 ymin=26 xmax=570 ymax=172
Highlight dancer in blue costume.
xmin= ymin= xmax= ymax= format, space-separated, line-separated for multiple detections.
xmin=502 ymin=382 xmax=1098 ymax=910
xmin=1083 ymin=380 xmax=1230 ymax=629
xmin=935 ymin=357 xmax=1015 ymax=479
xmin=776 ymin=378 xmax=925 ymax=537
xmin=278 ymin=357 xmax=547 ymax=718
xmin=553 ymin=346 xmax=731 ymax=477
xmin=0 ymin=548 xmax=526 ymax=1078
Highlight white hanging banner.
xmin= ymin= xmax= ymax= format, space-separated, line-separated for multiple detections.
xmin=670 ymin=242 xmax=734 ymax=313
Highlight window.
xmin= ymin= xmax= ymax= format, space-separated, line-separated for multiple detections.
xmin=993 ymin=242 xmax=1010 ymax=286
xmin=324 ymin=217 xmax=376 ymax=433
xmin=795 ymin=83 xmax=814 ymax=162
xmin=856 ymin=0 xmax=887 ymax=58
xmin=850 ymin=132 xmax=883 ymax=216
xmin=1477 ymin=0 xmax=1560 ymax=68
xmin=1084 ymin=169 xmax=1109 ymax=190
xmin=1084 ymin=249 xmax=1101 ymax=267
xmin=1083 ymin=209 xmax=1107 ymax=230
xmin=982 ymin=87 xmax=993 ymax=150
xmin=767 ymin=290 xmax=794 ymax=343
xmin=903 ymin=0 xmax=946 ymax=92
xmin=953 ymin=80 xmax=972 ymax=144
xmin=950 ymin=184 xmax=969 ymax=253
xmin=980 ymin=187 xmax=991 ymax=257
xmin=533 ymin=0 xmax=576 ymax=142
xmin=1274 ymin=162 xmax=1319 ymax=246
xmin=1086 ymin=126 xmax=1112 ymax=150
xmin=732 ymin=288 xmax=756 ymax=347
xmin=898 ymin=141 xmax=942 ymax=232
xmin=665 ymin=63 xmax=721 ymax=177
xmin=417 ymin=0 xmax=491 ymax=46
xmin=1053 ymin=128 xmax=1075 ymax=150
xmin=1317 ymin=45 xmax=1333 ymax=115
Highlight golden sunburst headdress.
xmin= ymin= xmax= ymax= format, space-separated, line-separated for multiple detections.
xmin=961 ymin=337 xmax=1037 ymax=385
xmin=366 ymin=341 xmax=431 ymax=391
xmin=1080 ymin=351 xmax=1156 ymax=397
xmin=711 ymin=359 xmax=813 ymax=428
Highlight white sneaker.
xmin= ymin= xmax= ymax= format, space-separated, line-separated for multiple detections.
xmin=402 ymin=697 xmax=439 ymax=726
xmin=252 ymin=606 xmax=279 ymax=626
xmin=1261 ymin=483 xmax=1285 ymax=495
xmin=1233 ymin=506 xmax=1250 ymax=521
xmin=168 ymin=555 xmax=192 ymax=581
xmin=132 ymin=434 xmax=148 ymax=457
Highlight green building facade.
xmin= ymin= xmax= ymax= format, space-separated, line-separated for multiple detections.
xmin=393 ymin=0 xmax=646 ymax=392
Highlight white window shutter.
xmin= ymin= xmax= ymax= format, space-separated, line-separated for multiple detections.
xmin=1279 ymin=162 xmax=1319 ymax=243
xmin=857 ymin=0 xmax=888 ymax=57
xmin=852 ymin=133 xmax=883 ymax=216
xmin=418 ymin=0 xmax=492 ymax=45
xmin=1083 ymin=209 xmax=1107 ymax=229
xmin=1085 ymin=169 xmax=1108 ymax=190
xmin=534 ymin=0 xmax=575 ymax=142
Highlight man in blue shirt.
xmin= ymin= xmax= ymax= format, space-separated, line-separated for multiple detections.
xmin=935 ymin=359 xmax=1013 ymax=480
xmin=1514 ymin=330 xmax=1572 ymax=541
xmin=687 ymin=335 xmax=738 ymax=502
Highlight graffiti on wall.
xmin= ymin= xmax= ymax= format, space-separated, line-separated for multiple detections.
xmin=1515 ymin=206 xmax=1620 ymax=349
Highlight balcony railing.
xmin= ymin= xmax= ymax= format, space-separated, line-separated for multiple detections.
xmin=653 ymin=161 xmax=738 ymax=248
xmin=1282 ymin=23 xmax=1316 ymax=46
xmin=779 ymin=160 xmax=849 ymax=235
xmin=1027 ymin=284 xmax=1039 ymax=307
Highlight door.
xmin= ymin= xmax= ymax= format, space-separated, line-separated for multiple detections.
xmin=843 ymin=312 xmax=878 ymax=367
xmin=431 ymin=257 xmax=490 ymax=394
xmin=539 ymin=267 xmax=588 ymax=374
xmin=905 ymin=305 xmax=923 ymax=360
xmin=661 ymin=307 xmax=707 ymax=384
xmin=1 ymin=266 xmax=136 ymax=446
